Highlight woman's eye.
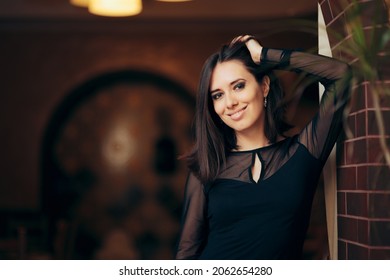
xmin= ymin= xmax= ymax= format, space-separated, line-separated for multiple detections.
xmin=211 ymin=92 xmax=223 ymax=100
xmin=234 ymin=82 xmax=245 ymax=91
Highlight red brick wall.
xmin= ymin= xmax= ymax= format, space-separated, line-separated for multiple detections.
xmin=319 ymin=0 xmax=390 ymax=259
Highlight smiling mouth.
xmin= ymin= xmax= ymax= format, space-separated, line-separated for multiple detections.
xmin=228 ymin=106 xmax=247 ymax=120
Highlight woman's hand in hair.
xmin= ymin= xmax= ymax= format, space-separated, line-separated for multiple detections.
xmin=231 ymin=35 xmax=263 ymax=64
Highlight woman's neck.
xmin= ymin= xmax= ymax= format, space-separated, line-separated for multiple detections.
xmin=235 ymin=129 xmax=270 ymax=151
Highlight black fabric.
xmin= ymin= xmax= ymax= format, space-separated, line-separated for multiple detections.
xmin=175 ymin=49 xmax=352 ymax=260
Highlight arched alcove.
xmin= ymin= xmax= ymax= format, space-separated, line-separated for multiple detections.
xmin=40 ymin=69 xmax=195 ymax=259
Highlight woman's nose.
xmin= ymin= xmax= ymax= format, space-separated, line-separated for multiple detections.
xmin=225 ymin=93 xmax=238 ymax=108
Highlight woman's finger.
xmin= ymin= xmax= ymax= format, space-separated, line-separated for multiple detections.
xmin=230 ymin=35 xmax=245 ymax=45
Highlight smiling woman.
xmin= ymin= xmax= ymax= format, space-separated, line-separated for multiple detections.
xmin=210 ymin=60 xmax=270 ymax=149
xmin=175 ymin=35 xmax=352 ymax=260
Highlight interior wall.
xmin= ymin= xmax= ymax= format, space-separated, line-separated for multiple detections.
xmin=0 ymin=10 xmax=320 ymax=259
xmin=0 ymin=19 xmax=317 ymax=211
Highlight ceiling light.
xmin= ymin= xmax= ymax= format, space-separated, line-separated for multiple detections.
xmin=70 ymin=0 xmax=90 ymax=7
xmin=89 ymin=0 xmax=142 ymax=17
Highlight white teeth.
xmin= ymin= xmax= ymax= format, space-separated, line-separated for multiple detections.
xmin=230 ymin=108 xmax=245 ymax=117
xmin=229 ymin=107 xmax=246 ymax=120
xmin=232 ymin=110 xmax=242 ymax=116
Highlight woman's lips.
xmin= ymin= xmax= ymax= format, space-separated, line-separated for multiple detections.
xmin=229 ymin=106 xmax=247 ymax=121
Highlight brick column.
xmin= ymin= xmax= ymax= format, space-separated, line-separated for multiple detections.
xmin=319 ymin=0 xmax=390 ymax=259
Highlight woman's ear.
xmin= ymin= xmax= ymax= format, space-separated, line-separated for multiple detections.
xmin=262 ymin=75 xmax=270 ymax=97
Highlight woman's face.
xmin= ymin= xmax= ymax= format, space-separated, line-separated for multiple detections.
xmin=210 ymin=59 xmax=269 ymax=136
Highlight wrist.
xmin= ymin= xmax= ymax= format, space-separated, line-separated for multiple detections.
xmin=260 ymin=47 xmax=268 ymax=63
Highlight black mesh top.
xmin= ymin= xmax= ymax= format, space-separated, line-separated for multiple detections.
xmin=176 ymin=48 xmax=352 ymax=260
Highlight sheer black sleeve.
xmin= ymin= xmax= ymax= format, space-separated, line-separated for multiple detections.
xmin=175 ymin=172 xmax=207 ymax=259
xmin=262 ymin=48 xmax=352 ymax=163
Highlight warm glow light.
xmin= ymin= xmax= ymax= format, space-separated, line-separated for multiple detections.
xmin=89 ymin=0 xmax=142 ymax=17
xmin=103 ymin=121 xmax=136 ymax=170
xmin=70 ymin=0 xmax=90 ymax=7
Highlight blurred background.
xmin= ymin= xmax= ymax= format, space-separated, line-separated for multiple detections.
xmin=0 ymin=0 xmax=325 ymax=259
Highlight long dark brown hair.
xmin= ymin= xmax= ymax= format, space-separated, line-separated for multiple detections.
xmin=186 ymin=40 xmax=290 ymax=184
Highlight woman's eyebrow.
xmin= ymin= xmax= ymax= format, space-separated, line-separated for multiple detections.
xmin=210 ymin=88 xmax=221 ymax=95
xmin=210 ymin=78 xmax=246 ymax=94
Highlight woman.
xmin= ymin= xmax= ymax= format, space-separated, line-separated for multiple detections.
xmin=176 ymin=35 xmax=352 ymax=259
